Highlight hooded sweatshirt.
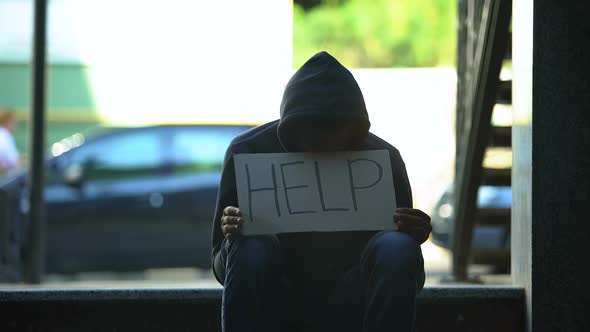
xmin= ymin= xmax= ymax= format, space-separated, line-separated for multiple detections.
xmin=211 ymin=51 xmax=413 ymax=285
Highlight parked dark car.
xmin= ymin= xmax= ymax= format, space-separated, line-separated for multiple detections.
xmin=0 ymin=124 xmax=253 ymax=274
xmin=430 ymin=185 xmax=512 ymax=271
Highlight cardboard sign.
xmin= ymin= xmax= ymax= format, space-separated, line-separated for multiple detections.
xmin=234 ymin=150 xmax=397 ymax=235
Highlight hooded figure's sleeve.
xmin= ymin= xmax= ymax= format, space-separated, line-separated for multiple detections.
xmin=211 ymin=143 xmax=239 ymax=284
xmin=392 ymin=150 xmax=413 ymax=209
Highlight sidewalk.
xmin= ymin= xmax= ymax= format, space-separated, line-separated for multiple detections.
xmin=0 ymin=240 xmax=510 ymax=290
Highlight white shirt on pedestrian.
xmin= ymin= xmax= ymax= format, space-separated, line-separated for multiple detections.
xmin=0 ymin=126 xmax=19 ymax=171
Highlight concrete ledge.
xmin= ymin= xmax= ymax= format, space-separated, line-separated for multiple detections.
xmin=0 ymin=287 xmax=224 ymax=302
xmin=419 ymin=285 xmax=524 ymax=299
xmin=0 ymin=286 xmax=525 ymax=332
xmin=0 ymin=285 xmax=523 ymax=301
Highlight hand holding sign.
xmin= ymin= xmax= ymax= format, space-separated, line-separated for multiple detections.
xmin=395 ymin=208 xmax=432 ymax=245
xmin=221 ymin=206 xmax=243 ymax=239
xmin=221 ymin=205 xmax=433 ymax=244
xmin=234 ymin=150 xmax=397 ymax=235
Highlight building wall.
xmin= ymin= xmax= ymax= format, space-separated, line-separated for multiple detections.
xmin=513 ymin=0 xmax=590 ymax=330
xmin=0 ymin=63 xmax=101 ymax=154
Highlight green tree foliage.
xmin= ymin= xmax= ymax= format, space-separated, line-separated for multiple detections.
xmin=293 ymin=0 xmax=456 ymax=68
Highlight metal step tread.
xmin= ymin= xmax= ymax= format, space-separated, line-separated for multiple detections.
xmin=476 ymin=207 xmax=511 ymax=225
xmin=482 ymin=167 xmax=511 ymax=186
xmin=489 ymin=126 xmax=512 ymax=147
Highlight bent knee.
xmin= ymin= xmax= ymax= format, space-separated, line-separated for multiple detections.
xmin=366 ymin=231 xmax=422 ymax=272
xmin=225 ymin=236 xmax=280 ymax=273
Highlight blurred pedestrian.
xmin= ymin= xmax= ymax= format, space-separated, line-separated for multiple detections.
xmin=0 ymin=108 xmax=20 ymax=174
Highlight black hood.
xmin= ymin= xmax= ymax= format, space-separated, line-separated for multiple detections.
xmin=278 ymin=51 xmax=370 ymax=151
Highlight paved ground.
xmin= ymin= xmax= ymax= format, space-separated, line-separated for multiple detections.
xmin=0 ymin=240 xmax=510 ymax=290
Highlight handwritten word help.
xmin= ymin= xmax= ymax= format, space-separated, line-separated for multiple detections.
xmin=234 ymin=150 xmax=397 ymax=235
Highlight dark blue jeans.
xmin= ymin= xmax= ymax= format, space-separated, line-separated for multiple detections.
xmin=215 ymin=231 xmax=425 ymax=332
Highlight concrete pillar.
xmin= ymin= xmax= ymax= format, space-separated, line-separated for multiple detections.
xmin=512 ymin=0 xmax=590 ymax=331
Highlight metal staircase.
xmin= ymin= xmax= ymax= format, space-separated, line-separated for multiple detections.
xmin=452 ymin=0 xmax=513 ymax=280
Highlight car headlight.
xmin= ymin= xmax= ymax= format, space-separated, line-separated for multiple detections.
xmin=438 ymin=203 xmax=453 ymax=219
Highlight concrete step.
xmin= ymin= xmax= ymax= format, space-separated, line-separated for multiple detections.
xmin=0 ymin=286 xmax=524 ymax=331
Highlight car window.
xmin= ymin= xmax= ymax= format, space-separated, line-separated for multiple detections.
xmin=170 ymin=126 xmax=248 ymax=174
xmin=68 ymin=129 xmax=162 ymax=180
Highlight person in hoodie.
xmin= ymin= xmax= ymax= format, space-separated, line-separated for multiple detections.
xmin=211 ymin=51 xmax=431 ymax=332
